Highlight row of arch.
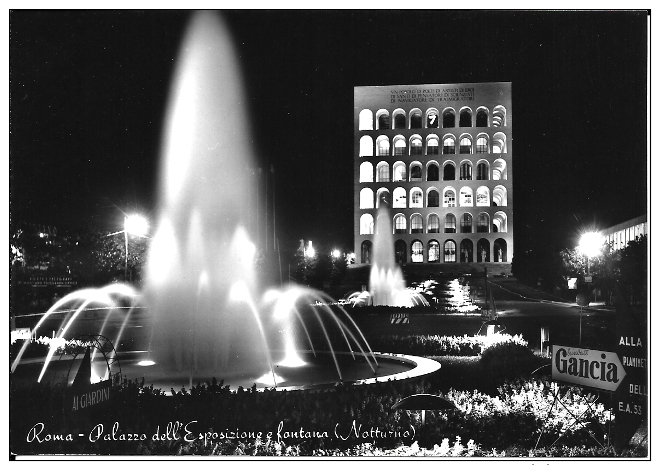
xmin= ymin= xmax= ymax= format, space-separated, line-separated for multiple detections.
xmin=360 ymin=212 xmax=508 ymax=235
xmin=359 ymin=105 xmax=507 ymax=130
xmin=361 ymin=238 xmax=509 ymax=264
xmin=360 ymin=133 xmax=507 ymax=157
xmin=360 ymin=186 xmax=508 ymax=209
xmin=360 ymin=159 xmax=508 ymax=182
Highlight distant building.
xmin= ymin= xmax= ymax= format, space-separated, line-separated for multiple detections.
xmin=353 ymin=82 xmax=513 ymax=269
xmin=602 ymin=214 xmax=647 ymax=251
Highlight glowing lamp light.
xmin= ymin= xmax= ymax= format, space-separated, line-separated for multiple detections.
xmin=578 ymin=231 xmax=604 ymax=258
xmin=124 ymin=214 xmax=149 ymax=237
xmin=305 ymin=241 xmax=315 ymax=258
xmin=137 ymin=360 xmax=156 ymax=367
xmin=332 ymin=249 xmax=341 ymax=259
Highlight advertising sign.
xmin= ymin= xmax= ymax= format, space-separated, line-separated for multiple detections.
xmin=551 ymin=345 xmax=626 ymax=392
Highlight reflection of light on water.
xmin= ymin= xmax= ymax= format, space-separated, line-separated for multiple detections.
xmin=138 ymin=360 xmax=156 ymax=367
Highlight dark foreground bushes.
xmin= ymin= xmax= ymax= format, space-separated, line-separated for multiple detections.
xmin=11 ymin=374 xmax=623 ymax=457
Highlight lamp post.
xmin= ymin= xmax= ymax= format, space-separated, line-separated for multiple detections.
xmin=576 ymin=231 xmax=603 ymax=345
xmin=106 ymin=214 xmax=149 ymax=281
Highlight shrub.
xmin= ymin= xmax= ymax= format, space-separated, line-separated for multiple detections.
xmin=372 ymin=333 xmax=527 ymax=357
xmin=479 ymin=339 xmax=537 ymax=383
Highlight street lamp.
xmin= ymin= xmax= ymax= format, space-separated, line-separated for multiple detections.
xmin=123 ymin=215 xmax=149 ymax=281
xmin=576 ymin=231 xmax=603 ymax=345
xmin=108 ymin=214 xmax=149 ymax=281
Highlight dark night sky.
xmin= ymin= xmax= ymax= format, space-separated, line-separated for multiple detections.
xmin=10 ymin=10 xmax=649 ymax=257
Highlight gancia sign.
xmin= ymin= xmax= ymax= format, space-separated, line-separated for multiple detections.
xmin=552 ymin=345 xmax=626 ymax=392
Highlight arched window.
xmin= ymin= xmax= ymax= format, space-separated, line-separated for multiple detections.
xmin=476 ymin=213 xmax=489 ymax=233
xmin=493 ymin=212 xmax=507 ymax=233
xmin=376 ymin=110 xmax=390 ymax=130
xmin=359 ymin=109 xmax=373 ymax=130
xmin=361 ymin=240 xmax=372 ymax=264
xmin=443 ymin=162 xmax=456 ymax=181
xmin=411 ymin=240 xmax=424 ymax=263
xmin=492 ymin=105 xmax=506 ymax=127
xmin=428 ymin=240 xmax=440 ymax=262
xmin=376 ymin=188 xmax=390 ymax=208
xmin=476 ymin=161 xmax=490 ymax=180
xmin=492 ymin=185 xmax=507 ymax=207
xmin=475 ymin=107 xmax=489 ymax=127
xmin=376 ymin=136 xmax=390 ymax=156
xmin=460 ymin=239 xmax=473 ymax=263
xmin=443 ymin=188 xmax=456 ymax=208
xmin=492 ymin=132 xmax=507 ymax=153
xmin=460 ymin=187 xmax=473 ymax=207
xmin=376 ymin=162 xmax=390 ymax=182
xmin=459 ymin=135 xmax=472 ymax=154
xmin=426 ymin=135 xmax=439 ymax=156
xmin=476 ymin=134 xmax=489 ymax=154
xmin=393 ymin=162 xmax=407 ymax=182
xmin=409 ymin=163 xmax=422 ymax=181
xmin=360 ymin=188 xmax=374 ymax=209
xmin=460 ymin=161 xmax=472 ymax=180
xmin=394 ymin=214 xmax=407 ymax=234
xmin=427 ymin=188 xmax=440 ymax=207
xmin=476 ymin=186 xmax=490 ymax=206
xmin=360 ymin=214 xmax=374 ymax=235
xmin=410 ymin=136 xmax=423 ymax=156
xmin=460 ymin=213 xmax=472 ymax=233
xmin=360 ymin=162 xmax=373 ymax=182
xmin=395 ymin=240 xmax=407 ymax=264
xmin=409 ymin=109 xmax=422 ymax=129
xmin=444 ymin=240 xmax=456 ymax=263
xmin=459 ymin=107 xmax=472 ymax=127
xmin=360 ymin=136 xmax=373 ymax=157
xmin=443 ymin=136 xmax=456 ymax=155
xmin=442 ymin=108 xmax=456 ymax=128
xmin=393 ymin=109 xmax=406 ymax=129
xmin=492 ymin=159 xmax=507 ymax=180
xmin=444 ymin=214 xmax=456 ymax=233
xmin=393 ymin=187 xmax=407 ymax=208
xmin=477 ymin=239 xmax=490 ymax=262
xmin=426 ymin=108 xmax=439 ymax=128
xmin=427 ymin=162 xmax=439 ymax=181
xmin=427 ymin=214 xmax=440 ymax=233
xmin=409 ymin=187 xmax=423 ymax=208
xmin=393 ymin=136 xmax=406 ymax=156
xmin=494 ymin=238 xmax=507 ymax=262
xmin=410 ymin=214 xmax=423 ymax=233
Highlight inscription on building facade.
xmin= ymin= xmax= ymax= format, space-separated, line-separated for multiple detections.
xmin=390 ymin=87 xmax=475 ymax=104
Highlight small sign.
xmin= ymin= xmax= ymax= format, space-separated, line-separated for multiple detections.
xmin=390 ymin=313 xmax=409 ymax=324
xmin=552 ymin=345 xmax=626 ymax=392
xmin=567 ymin=278 xmax=578 ymax=289
xmin=584 ymin=276 xmax=593 ymax=283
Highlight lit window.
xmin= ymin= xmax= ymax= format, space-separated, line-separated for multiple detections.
xmin=411 ymin=241 xmax=424 ymax=263
xmin=443 ymin=190 xmax=456 ymax=208
xmin=377 ymin=162 xmax=390 ymax=182
xmin=360 ymin=162 xmax=373 ymax=182
xmin=476 ymin=136 xmax=489 ymax=154
xmin=460 ymin=239 xmax=473 ymax=262
xmin=393 ymin=187 xmax=407 ymax=208
xmin=360 ymin=214 xmax=374 ymax=234
xmin=443 ymin=137 xmax=455 ymax=155
xmin=427 ymin=214 xmax=440 ymax=233
xmin=426 ymin=110 xmax=439 ymax=128
xmin=428 ymin=240 xmax=440 ymax=262
xmin=476 ymin=186 xmax=490 ymax=206
xmin=444 ymin=214 xmax=456 ymax=233
xmin=444 ymin=240 xmax=456 ymax=263
xmin=460 ymin=187 xmax=473 ymax=207
xmin=359 ymin=136 xmax=373 ymax=157
xmin=410 ymin=138 xmax=423 ymax=156
xmin=360 ymin=188 xmax=374 ymax=209
xmin=393 ymin=138 xmax=406 ymax=156
xmin=377 ymin=138 xmax=390 ymax=157
xmin=410 ymin=188 xmax=423 ymax=208
xmin=410 ymin=214 xmax=423 ymax=233
xmin=393 ymin=162 xmax=406 ymax=182
xmin=359 ymin=109 xmax=374 ymax=130
xmin=459 ymin=137 xmax=472 ymax=155
xmin=427 ymin=137 xmax=439 ymax=156
xmin=394 ymin=214 xmax=407 ymax=234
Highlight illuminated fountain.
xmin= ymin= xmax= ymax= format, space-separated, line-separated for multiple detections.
xmin=348 ymin=206 xmax=429 ymax=308
xmin=10 ymin=12 xmax=440 ymax=390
